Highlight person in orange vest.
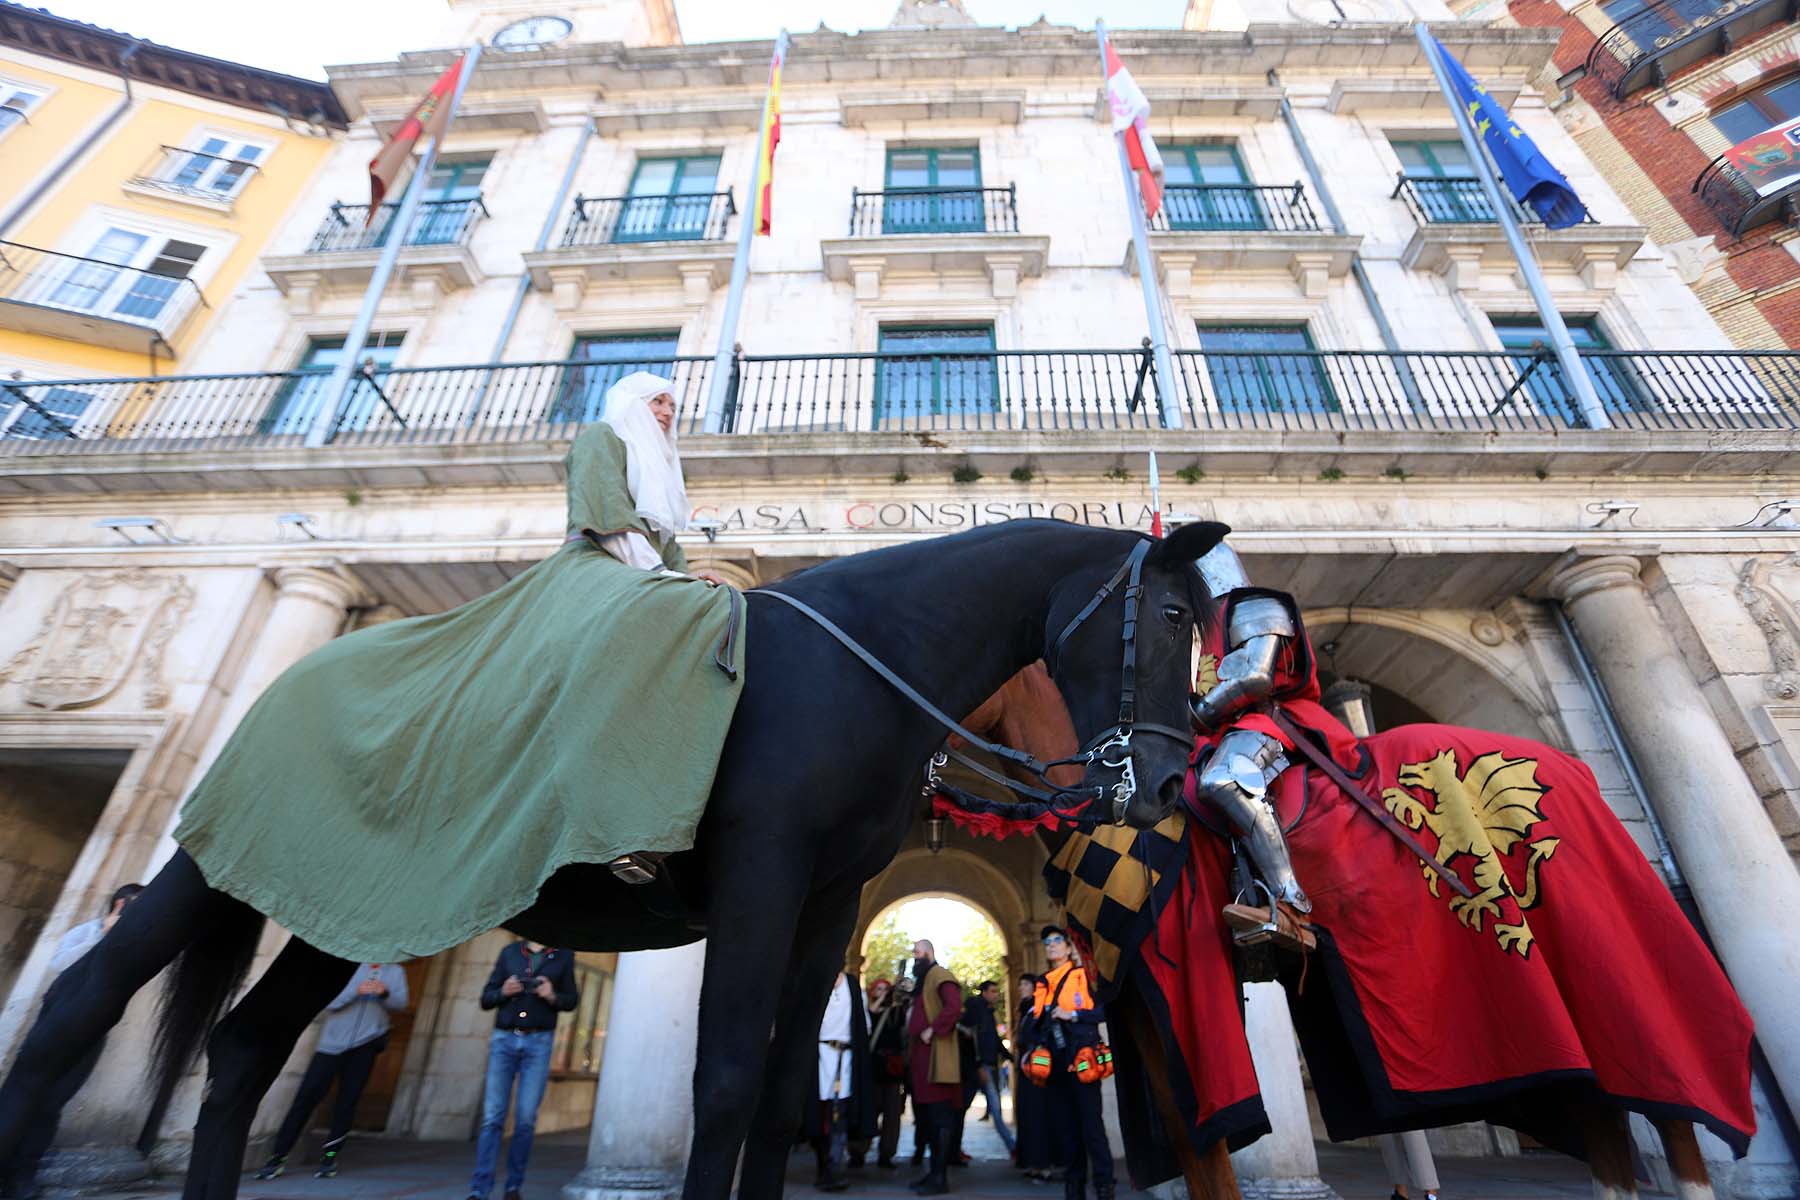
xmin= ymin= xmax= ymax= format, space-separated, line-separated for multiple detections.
xmin=1032 ymin=926 xmax=1114 ymax=1200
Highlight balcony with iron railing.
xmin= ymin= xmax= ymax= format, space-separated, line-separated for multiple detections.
xmin=125 ymin=146 xmax=261 ymax=205
xmin=1151 ymin=183 xmax=1323 ymax=233
xmin=824 ymin=185 xmax=1046 ymax=301
xmin=1391 ymin=175 xmax=1596 ymax=228
xmin=1583 ymin=0 xmax=1795 ymax=100
xmin=1694 ymin=152 xmax=1800 ymax=238
xmin=0 ymin=240 xmax=208 ymax=354
xmin=848 ymin=186 xmax=1019 ymax=236
xmin=2 ymin=346 xmax=1794 ymax=454
xmin=560 ymin=191 xmax=737 ymax=247
xmin=1391 ymin=176 xmax=1640 ymax=288
xmin=262 ymin=197 xmax=491 ymax=305
xmin=307 ymin=197 xmax=489 ymax=253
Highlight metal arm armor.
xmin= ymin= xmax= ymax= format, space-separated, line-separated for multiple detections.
xmin=1191 ymin=541 xmax=1298 ymax=730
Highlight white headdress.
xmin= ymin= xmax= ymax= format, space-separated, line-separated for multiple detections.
xmin=600 ymin=372 xmax=688 ymax=539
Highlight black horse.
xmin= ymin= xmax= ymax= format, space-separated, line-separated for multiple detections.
xmin=0 ymin=518 xmax=1223 ymax=1200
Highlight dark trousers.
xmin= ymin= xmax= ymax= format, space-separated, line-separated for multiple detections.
xmin=914 ymin=1100 xmax=955 ymax=1172
xmin=269 ymin=1039 xmax=385 ymax=1160
xmin=0 ymin=1038 xmax=104 ymax=1195
xmin=1045 ymin=1072 xmax=1112 ymax=1188
xmin=875 ymin=1082 xmax=904 ymax=1162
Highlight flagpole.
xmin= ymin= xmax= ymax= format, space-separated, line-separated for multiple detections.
xmin=1414 ymin=23 xmax=1609 ymax=430
xmin=1096 ymin=23 xmax=1180 ymax=429
xmin=705 ymin=28 xmax=787 ymax=435
xmin=306 ymin=42 xmax=484 ymax=448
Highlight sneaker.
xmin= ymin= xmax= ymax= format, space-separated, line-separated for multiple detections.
xmin=252 ymin=1157 xmax=286 ymax=1181
xmin=314 ymin=1151 xmax=339 ymax=1179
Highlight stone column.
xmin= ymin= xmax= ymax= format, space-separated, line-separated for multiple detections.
xmin=1549 ymin=555 xmax=1800 ymax=1116
xmin=1229 ymin=983 xmax=1337 ymax=1200
xmin=564 ymin=941 xmax=707 ymax=1200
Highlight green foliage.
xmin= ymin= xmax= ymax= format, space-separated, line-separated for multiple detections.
xmin=1009 ymin=465 xmax=1036 ymax=483
xmin=1103 ymin=466 xmax=1131 ymax=481
xmin=892 ymin=469 xmax=911 ymax=484
xmin=861 ymin=912 xmax=915 ymax=986
xmin=1382 ymin=466 xmax=1409 ymax=482
xmin=942 ymin=919 xmax=1011 ymax=1026
xmin=1175 ymin=464 xmax=1204 ymax=484
xmin=1534 ymin=467 xmax=1550 ymax=481
xmin=952 ymin=465 xmax=983 ymax=484
xmin=344 ymin=489 xmax=364 ymax=507
xmin=1317 ymin=466 xmax=1345 ymax=482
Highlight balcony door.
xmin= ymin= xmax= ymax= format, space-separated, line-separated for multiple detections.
xmin=1492 ymin=317 xmax=1644 ymax=426
xmin=46 ymin=228 xmax=204 ymax=326
xmin=616 ymin=156 xmax=723 ymax=243
xmin=165 ymin=136 xmax=264 ymax=198
xmin=261 ymin=333 xmax=406 ymax=437
xmin=1198 ymin=325 xmax=1336 ymax=414
xmin=875 ymin=325 xmax=998 ymax=425
xmin=551 ymin=332 xmax=682 ymax=424
xmin=401 ymin=157 xmax=489 ymax=246
xmin=1163 ymin=145 xmax=1265 ymax=230
xmin=1392 ymin=140 xmax=1493 ymax=223
xmin=882 ymin=148 xmax=983 ymax=234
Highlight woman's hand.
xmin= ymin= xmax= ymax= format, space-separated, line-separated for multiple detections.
xmin=1052 ymin=1006 xmax=1077 ymax=1021
xmin=694 ymin=569 xmax=730 ymax=587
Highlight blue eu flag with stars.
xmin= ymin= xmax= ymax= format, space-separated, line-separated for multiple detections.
xmin=1425 ymin=31 xmax=1588 ymax=229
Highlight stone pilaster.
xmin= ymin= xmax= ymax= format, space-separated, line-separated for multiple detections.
xmin=1229 ymin=983 xmax=1338 ymax=1200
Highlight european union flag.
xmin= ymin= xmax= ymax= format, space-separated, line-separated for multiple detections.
xmin=1425 ymin=31 xmax=1588 ymax=229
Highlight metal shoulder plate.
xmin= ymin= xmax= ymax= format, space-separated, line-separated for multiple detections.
xmin=1195 ymin=541 xmax=1250 ymax=599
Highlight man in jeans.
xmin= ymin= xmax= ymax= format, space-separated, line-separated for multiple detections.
xmin=962 ymin=981 xmax=1015 ymax=1155
xmin=465 ymin=941 xmax=579 ymax=1200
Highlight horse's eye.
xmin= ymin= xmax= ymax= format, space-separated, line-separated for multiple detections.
xmin=1161 ymin=605 xmax=1187 ymax=626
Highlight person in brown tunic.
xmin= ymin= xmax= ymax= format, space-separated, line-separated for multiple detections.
xmin=904 ymin=940 xmax=962 ymax=1196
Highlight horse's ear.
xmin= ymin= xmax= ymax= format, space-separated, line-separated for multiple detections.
xmin=1148 ymin=520 xmax=1230 ymax=566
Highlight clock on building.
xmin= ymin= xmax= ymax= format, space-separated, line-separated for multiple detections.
xmin=493 ymin=15 xmax=573 ymax=50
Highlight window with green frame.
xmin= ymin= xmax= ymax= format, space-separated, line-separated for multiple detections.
xmin=616 ymin=155 xmax=723 ymax=243
xmin=551 ymin=332 xmax=682 ymax=425
xmin=1390 ymin=139 xmax=1497 ymax=223
xmin=1161 ymin=145 xmax=1265 ymax=230
xmin=1197 ymin=325 xmax=1336 ymax=414
xmin=261 ymin=332 xmax=406 ymax=436
xmin=403 ymin=156 xmax=491 ymax=245
xmin=882 ymin=147 xmax=984 ymax=234
xmin=1491 ymin=316 xmax=1645 ymax=426
xmin=875 ymin=326 xmax=998 ymax=424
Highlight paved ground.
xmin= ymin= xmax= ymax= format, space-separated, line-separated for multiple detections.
xmin=64 ymin=1117 xmax=1648 ymax=1200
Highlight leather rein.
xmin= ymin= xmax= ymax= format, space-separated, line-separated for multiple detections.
xmin=752 ymin=540 xmax=1190 ymax=825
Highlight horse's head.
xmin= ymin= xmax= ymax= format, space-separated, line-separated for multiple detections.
xmin=1044 ymin=521 xmax=1228 ymax=829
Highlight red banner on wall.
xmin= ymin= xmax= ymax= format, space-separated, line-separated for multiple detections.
xmin=1724 ymin=116 xmax=1800 ymax=197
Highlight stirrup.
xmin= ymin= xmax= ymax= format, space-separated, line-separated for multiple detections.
xmin=608 ymin=852 xmax=664 ymax=886
xmin=1224 ymin=881 xmax=1315 ymax=952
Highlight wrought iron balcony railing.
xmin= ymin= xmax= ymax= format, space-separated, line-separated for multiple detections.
xmin=306 ymin=197 xmax=489 ymax=253
xmin=1391 ymin=175 xmax=1595 ymax=227
xmin=0 ymin=240 xmax=207 ymax=343
xmin=1585 ymin=0 xmax=1793 ymax=100
xmin=2 ymin=347 xmax=1794 ymax=450
xmin=1694 ymin=153 xmax=1800 ymax=239
xmin=128 ymin=146 xmax=262 ymax=201
xmin=1150 ymin=183 xmax=1323 ymax=233
xmin=849 ymin=186 xmax=1019 ymax=236
xmin=559 ymin=190 xmax=736 ymax=247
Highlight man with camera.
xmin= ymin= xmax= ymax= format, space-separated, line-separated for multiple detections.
xmin=465 ymin=940 xmax=579 ymax=1200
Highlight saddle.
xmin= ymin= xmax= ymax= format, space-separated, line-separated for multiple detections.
xmin=1222 ymin=900 xmax=1316 ymax=953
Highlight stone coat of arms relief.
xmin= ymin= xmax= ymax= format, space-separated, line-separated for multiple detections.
xmin=0 ymin=570 xmax=195 ymax=710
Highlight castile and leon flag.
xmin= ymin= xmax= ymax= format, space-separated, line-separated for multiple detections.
xmin=367 ymin=54 xmax=467 ymax=221
xmin=1104 ymin=40 xmax=1164 ymax=220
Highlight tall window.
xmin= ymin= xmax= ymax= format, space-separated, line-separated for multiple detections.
xmin=551 ymin=960 xmax=615 ymax=1077
xmin=1391 ymin=139 xmax=1495 ymax=222
xmin=882 ymin=147 xmax=983 ymax=234
xmin=1491 ymin=316 xmax=1643 ymax=425
xmin=551 ymin=332 xmax=681 ymax=425
xmin=1713 ymin=76 xmax=1800 ymax=144
xmin=875 ymin=326 xmax=997 ymax=424
xmin=164 ymin=135 xmax=265 ymax=198
xmin=261 ymin=333 xmax=406 ymax=436
xmin=47 ymin=228 xmax=205 ymax=325
xmin=406 ymin=156 xmax=490 ymax=245
xmin=616 ymin=155 xmax=723 ymax=243
xmin=1162 ymin=145 xmax=1265 ymax=230
xmin=1197 ymin=325 xmax=1336 ymax=414
xmin=0 ymin=80 xmax=45 ymax=136
xmin=1 ymin=384 xmax=91 ymax=440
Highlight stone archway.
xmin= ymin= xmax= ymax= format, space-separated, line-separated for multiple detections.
xmin=853 ymin=845 xmax=1035 ymax=991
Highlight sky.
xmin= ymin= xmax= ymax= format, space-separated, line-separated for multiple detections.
xmin=871 ymin=896 xmax=994 ymax=959
xmin=40 ymin=0 xmax=1188 ymax=80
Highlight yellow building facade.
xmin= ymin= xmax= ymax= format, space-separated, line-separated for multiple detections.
xmin=0 ymin=4 xmax=344 ymax=390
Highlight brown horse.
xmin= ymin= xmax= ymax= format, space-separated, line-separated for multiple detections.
xmin=956 ymin=662 xmax=1722 ymax=1200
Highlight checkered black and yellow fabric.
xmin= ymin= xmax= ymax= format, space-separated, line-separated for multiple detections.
xmin=1043 ymin=811 xmax=1189 ymax=997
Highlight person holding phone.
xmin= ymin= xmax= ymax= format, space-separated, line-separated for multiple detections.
xmin=464 ymin=941 xmax=579 ymax=1200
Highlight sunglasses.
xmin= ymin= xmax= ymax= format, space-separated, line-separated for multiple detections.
xmin=1042 ymin=934 xmax=1067 ymax=945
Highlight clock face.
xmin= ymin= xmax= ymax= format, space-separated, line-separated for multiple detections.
xmin=493 ymin=15 xmax=573 ymax=49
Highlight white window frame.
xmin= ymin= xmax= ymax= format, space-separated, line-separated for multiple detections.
xmin=157 ymin=129 xmax=274 ymax=199
xmin=0 ymin=77 xmax=48 ymax=139
xmin=41 ymin=208 xmax=233 ymax=332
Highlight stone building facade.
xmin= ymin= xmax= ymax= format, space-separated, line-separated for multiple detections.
xmin=1 ymin=1 xmax=1798 ymax=1198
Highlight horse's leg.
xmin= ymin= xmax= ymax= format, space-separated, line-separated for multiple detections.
xmin=1653 ymin=1120 xmax=1714 ymax=1200
xmin=1115 ymin=989 xmax=1242 ymax=1200
xmin=737 ymin=896 xmax=861 ymax=1200
xmin=183 ymin=938 xmax=355 ymax=1200
xmin=680 ymin=857 xmax=812 ymax=1200
xmin=1580 ymin=1105 xmax=1639 ymax=1200
xmin=0 ymin=851 xmax=216 ymax=1163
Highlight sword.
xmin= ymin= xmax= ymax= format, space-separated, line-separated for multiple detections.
xmin=1268 ymin=708 xmax=1475 ymax=900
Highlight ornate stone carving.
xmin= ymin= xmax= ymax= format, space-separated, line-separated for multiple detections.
xmin=0 ymin=570 xmax=194 ymax=710
xmin=1738 ymin=554 xmax=1800 ymax=701
xmin=1469 ymin=613 xmax=1507 ymax=647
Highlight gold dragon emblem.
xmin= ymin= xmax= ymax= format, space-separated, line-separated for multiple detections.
xmin=1381 ymin=749 xmax=1560 ymax=959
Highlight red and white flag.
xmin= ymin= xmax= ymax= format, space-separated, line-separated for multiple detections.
xmin=367 ymin=54 xmax=466 ymax=221
xmin=1104 ymin=39 xmax=1164 ymax=220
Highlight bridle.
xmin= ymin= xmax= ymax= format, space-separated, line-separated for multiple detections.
xmin=753 ymin=539 xmax=1194 ymax=825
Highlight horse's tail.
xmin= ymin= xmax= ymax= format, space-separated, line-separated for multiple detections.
xmin=141 ymin=891 xmax=265 ymax=1147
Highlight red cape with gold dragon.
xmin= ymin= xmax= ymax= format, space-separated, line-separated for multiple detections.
xmin=1045 ymin=589 xmax=1755 ymax=1181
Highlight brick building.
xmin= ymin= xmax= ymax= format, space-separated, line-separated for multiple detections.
xmin=1453 ymin=0 xmax=1800 ymax=348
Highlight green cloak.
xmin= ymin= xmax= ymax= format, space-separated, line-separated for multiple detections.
xmin=174 ymin=424 xmax=745 ymax=962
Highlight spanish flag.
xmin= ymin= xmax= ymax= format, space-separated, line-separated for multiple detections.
xmin=749 ymin=36 xmax=785 ymax=236
xmin=368 ymin=53 xmax=467 ymax=222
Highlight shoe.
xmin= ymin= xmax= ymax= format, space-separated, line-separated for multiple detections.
xmin=503 ymin=1190 xmax=523 ymax=1200
xmin=951 ymin=1153 xmax=971 ymax=1167
xmin=252 ymin=1157 xmax=286 ymax=1181
xmin=878 ymin=1158 xmax=897 ymax=1170
xmin=314 ymin=1150 xmax=338 ymax=1179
